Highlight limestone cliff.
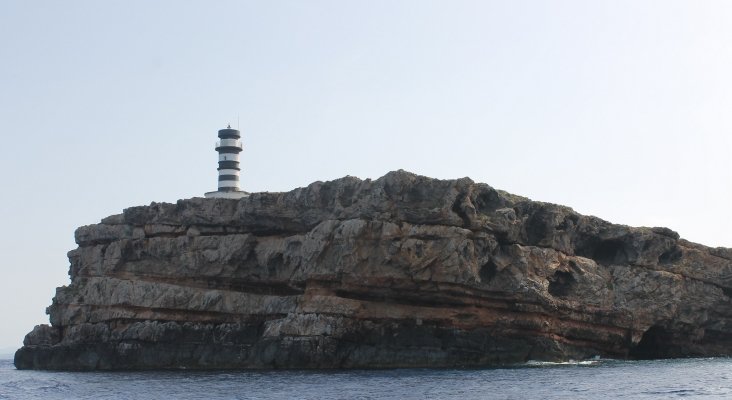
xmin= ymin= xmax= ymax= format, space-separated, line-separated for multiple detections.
xmin=14 ymin=171 xmax=732 ymax=370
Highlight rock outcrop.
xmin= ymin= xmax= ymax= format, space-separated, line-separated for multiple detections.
xmin=14 ymin=171 xmax=732 ymax=370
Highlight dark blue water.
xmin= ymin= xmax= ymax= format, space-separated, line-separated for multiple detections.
xmin=1 ymin=358 xmax=731 ymax=399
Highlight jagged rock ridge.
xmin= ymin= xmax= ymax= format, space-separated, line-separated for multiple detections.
xmin=14 ymin=170 xmax=732 ymax=370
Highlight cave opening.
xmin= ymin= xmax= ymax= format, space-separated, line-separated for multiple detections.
xmin=548 ymin=270 xmax=575 ymax=297
xmin=592 ymin=240 xmax=628 ymax=265
xmin=630 ymin=325 xmax=672 ymax=360
xmin=473 ymin=189 xmax=502 ymax=214
xmin=480 ymin=260 xmax=498 ymax=283
xmin=658 ymin=246 xmax=683 ymax=265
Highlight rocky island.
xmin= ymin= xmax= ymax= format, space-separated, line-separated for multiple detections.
xmin=14 ymin=171 xmax=732 ymax=370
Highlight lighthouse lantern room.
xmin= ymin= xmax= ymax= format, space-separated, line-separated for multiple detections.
xmin=204 ymin=125 xmax=250 ymax=199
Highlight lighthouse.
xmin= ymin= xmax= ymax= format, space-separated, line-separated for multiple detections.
xmin=204 ymin=125 xmax=250 ymax=199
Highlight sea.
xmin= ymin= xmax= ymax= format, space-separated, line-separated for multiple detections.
xmin=1 ymin=357 xmax=731 ymax=399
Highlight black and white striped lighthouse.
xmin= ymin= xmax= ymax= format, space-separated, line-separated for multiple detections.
xmin=204 ymin=125 xmax=250 ymax=199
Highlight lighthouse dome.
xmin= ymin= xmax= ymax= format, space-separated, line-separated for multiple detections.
xmin=218 ymin=128 xmax=240 ymax=139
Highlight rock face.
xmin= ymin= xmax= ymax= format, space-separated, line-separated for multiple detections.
xmin=14 ymin=171 xmax=732 ymax=370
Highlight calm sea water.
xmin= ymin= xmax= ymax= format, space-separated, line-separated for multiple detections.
xmin=1 ymin=357 xmax=731 ymax=399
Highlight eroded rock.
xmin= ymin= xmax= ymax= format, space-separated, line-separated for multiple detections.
xmin=14 ymin=170 xmax=732 ymax=370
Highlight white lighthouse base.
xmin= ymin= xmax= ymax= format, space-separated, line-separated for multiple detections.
xmin=204 ymin=190 xmax=250 ymax=199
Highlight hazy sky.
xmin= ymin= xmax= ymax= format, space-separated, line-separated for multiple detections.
xmin=1 ymin=0 xmax=731 ymax=350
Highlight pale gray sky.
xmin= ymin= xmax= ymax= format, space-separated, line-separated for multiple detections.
xmin=1 ymin=0 xmax=731 ymax=350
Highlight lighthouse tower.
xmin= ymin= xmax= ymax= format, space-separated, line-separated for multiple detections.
xmin=204 ymin=125 xmax=250 ymax=199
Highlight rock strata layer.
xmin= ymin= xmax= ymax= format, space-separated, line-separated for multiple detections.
xmin=15 ymin=171 xmax=732 ymax=370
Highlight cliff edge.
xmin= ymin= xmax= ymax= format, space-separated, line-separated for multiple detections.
xmin=15 ymin=170 xmax=732 ymax=370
